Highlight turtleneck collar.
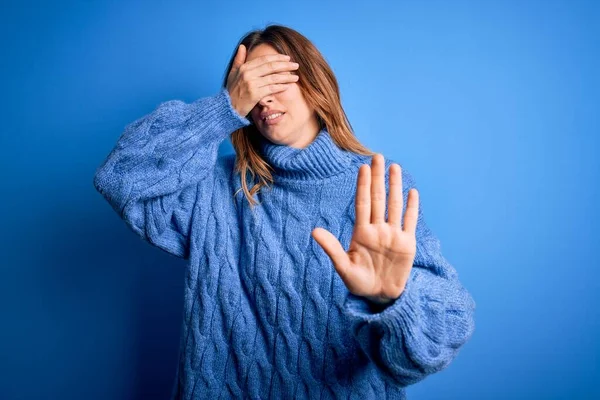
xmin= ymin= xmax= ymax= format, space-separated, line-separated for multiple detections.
xmin=257 ymin=127 xmax=355 ymax=181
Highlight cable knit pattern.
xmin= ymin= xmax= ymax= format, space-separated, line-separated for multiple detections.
xmin=93 ymin=87 xmax=476 ymax=399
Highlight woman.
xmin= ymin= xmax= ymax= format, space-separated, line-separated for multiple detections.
xmin=94 ymin=24 xmax=476 ymax=399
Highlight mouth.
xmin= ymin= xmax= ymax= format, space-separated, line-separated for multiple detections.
xmin=262 ymin=112 xmax=286 ymax=126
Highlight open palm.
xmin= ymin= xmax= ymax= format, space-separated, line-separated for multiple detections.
xmin=311 ymin=154 xmax=419 ymax=305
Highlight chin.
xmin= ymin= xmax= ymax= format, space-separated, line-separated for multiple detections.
xmin=262 ymin=129 xmax=287 ymax=144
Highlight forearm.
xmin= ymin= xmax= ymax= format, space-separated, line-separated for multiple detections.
xmin=344 ymin=257 xmax=476 ymax=387
xmin=93 ymin=87 xmax=250 ymax=214
xmin=93 ymin=87 xmax=251 ymax=258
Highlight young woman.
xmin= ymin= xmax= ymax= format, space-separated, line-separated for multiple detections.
xmin=94 ymin=24 xmax=476 ymax=400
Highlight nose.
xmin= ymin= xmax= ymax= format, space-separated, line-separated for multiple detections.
xmin=257 ymin=95 xmax=274 ymax=107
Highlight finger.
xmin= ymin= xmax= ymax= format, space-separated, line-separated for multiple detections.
xmin=370 ymin=154 xmax=386 ymax=224
xmin=257 ymin=72 xmax=300 ymax=89
xmin=355 ymin=164 xmax=371 ymax=226
xmin=254 ymin=60 xmax=299 ymax=80
xmin=403 ymin=188 xmax=419 ymax=234
xmin=387 ymin=163 xmax=403 ymax=227
xmin=257 ymin=83 xmax=295 ymax=98
xmin=311 ymin=228 xmax=351 ymax=280
xmin=243 ymin=55 xmax=294 ymax=76
xmin=233 ymin=44 xmax=247 ymax=69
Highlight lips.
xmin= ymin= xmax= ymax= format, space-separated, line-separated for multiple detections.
xmin=260 ymin=110 xmax=285 ymax=120
xmin=262 ymin=112 xmax=285 ymax=126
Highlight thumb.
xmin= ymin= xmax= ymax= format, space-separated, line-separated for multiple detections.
xmin=311 ymin=228 xmax=350 ymax=280
xmin=233 ymin=44 xmax=246 ymax=68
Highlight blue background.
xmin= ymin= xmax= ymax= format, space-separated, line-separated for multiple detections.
xmin=1 ymin=0 xmax=598 ymax=399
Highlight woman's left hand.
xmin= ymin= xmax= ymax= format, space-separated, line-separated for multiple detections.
xmin=312 ymin=154 xmax=420 ymax=306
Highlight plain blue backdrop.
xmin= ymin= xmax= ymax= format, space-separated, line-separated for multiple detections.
xmin=1 ymin=0 xmax=598 ymax=399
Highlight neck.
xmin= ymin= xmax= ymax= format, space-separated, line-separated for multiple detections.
xmin=257 ymin=126 xmax=355 ymax=182
xmin=273 ymin=117 xmax=322 ymax=149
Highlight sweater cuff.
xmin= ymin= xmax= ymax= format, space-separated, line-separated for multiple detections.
xmin=188 ymin=87 xmax=252 ymax=140
xmin=220 ymin=86 xmax=253 ymax=127
xmin=343 ymin=274 xmax=420 ymax=327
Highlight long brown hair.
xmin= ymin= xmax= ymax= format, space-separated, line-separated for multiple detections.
xmin=222 ymin=24 xmax=375 ymax=207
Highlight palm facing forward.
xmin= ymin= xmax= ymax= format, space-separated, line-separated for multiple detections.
xmin=311 ymin=154 xmax=420 ymax=306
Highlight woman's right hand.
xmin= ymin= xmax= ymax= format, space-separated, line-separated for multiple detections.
xmin=226 ymin=44 xmax=300 ymax=118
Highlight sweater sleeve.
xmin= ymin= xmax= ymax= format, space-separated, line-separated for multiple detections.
xmin=93 ymin=87 xmax=251 ymax=259
xmin=342 ymin=168 xmax=476 ymax=388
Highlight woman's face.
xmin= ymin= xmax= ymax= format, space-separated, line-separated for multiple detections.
xmin=246 ymin=43 xmax=320 ymax=148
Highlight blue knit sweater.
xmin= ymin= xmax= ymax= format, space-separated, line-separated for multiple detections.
xmin=93 ymin=87 xmax=476 ymax=399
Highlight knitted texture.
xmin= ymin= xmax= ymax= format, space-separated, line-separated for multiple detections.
xmin=93 ymin=87 xmax=476 ymax=399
